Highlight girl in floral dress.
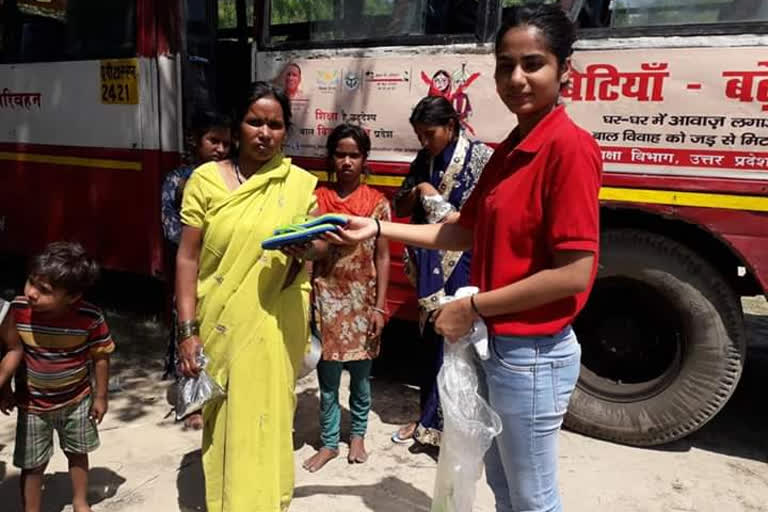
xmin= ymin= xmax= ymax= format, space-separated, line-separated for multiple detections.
xmin=302 ymin=123 xmax=391 ymax=472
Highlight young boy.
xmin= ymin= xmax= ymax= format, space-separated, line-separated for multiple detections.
xmin=0 ymin=296 xmax=23 ymax=411
xmin=10 ymin=242 xmax=115 ymax=512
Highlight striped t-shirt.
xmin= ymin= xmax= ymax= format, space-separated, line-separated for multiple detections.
xmin=12 ymin=297 xmax=115 ymax=412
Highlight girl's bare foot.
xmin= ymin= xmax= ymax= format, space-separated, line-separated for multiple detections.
xmin=348 ymin=436 xmax=368 ymax=463
xmin=183 ymin=412 xmax=203 ymax=430
xmin=302 ymin=447 xmax=338 ymax=473
xmin=73 ymin=504 xmax=93 ymax=512
xmin=391 ymin=421 xmax=417 ymax=444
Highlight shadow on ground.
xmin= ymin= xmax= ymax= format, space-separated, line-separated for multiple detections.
xmin=102 ymin=309 xmax=171 ymax=425
xmin=371 ymin=318 xmax=428 ymax=429
xmin=177 ymin=450 xmax=205 ymax=512
xmin=293 ymin=380 xmax=411 ymax=452
xmin=293 ymin=387 xmax=322 ymax=451
xmin=0 ymin=467 xmax=126 ymax=512
xmin=175 ymin=452 xmax=432 ymax=512
xmin=370 ymin=378 xmax=420 ymax=428
xmin=294 ymin=475 xmax=431 ymax=512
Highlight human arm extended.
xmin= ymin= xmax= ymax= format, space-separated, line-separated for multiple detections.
xmin=328 ymin=214 xmax=472 ymax=252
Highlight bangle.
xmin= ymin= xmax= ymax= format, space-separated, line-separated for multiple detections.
xmin=375 ymin=218 xmax=381 ymax=239
xmin=372 ymin=306 xmax=388 ymax=317
xmin=470 ymin=295 xmax=484 ymax=319
xmin=178 ymin=320 xmax=199 ymax=341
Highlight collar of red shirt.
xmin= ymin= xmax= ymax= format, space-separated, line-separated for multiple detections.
xmin=504 ymin=104 xmax=568 ymax=155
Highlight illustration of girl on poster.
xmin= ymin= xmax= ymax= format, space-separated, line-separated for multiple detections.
xmin=421 ymin=65 xmax=479 ymax=134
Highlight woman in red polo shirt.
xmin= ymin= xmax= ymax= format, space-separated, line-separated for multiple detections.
xmin=331 ymin=4 xmax=601 ymax=511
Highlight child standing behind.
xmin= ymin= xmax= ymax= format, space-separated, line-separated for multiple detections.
xmin=302 ymin=124 xmax=390 ymax=472
xmin=161 ymin=110 xmax=231 ymax=430
xmin=10 ymin=242 xmax=114 ymax=512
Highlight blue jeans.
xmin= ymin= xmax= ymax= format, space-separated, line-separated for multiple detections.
xmin=479 ymin=327 xmax=581 ymax=512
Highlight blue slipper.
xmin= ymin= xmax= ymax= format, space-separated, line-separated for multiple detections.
xmin=272 ymin=214 xmax=348 ymax=235
xmin=261 ymin=223 xmax=340 ymax=250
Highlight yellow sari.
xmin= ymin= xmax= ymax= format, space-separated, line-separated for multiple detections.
xmin=181 ymin=154 xmax=317 ymax=511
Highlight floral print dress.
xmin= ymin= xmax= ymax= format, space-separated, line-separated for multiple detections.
xmin=313 ymin=184 xmax=391 ymax=362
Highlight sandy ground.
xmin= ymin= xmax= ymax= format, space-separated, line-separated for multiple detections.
xmin=0 ymin=298 xmax=766 ymax=512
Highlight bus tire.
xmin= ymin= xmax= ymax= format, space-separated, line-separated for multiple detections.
xmin=566 ymin=229 xmax=746 ymax=446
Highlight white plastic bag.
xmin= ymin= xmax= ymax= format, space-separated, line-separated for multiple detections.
xmin=422 ymin=194 xmax=456 ymax=224
xmin=431 ymin=288 xmax=503 ymax=512
xmin=175 ymin=351 xmax=225 ymax=420
xmin=298 ymin=331 xmax=322 ymax=379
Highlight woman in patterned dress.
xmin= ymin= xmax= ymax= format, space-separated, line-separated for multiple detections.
xmin=302 ymin=123 xmax=391 ymax=472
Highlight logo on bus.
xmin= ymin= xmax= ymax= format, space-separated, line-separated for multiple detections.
xmin=344 ymin=72 xmax=361 ymax=91
xmin=315 ymin=70 xmax=340 ymax=93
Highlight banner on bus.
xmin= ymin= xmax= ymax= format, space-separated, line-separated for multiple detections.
xmin=258 ymin=46 xmax=768 ymax=179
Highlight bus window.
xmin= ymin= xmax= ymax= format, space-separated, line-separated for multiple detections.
xmin=501 ymin=0 xmax=610 ymax=28
xmin=219 ymin=0 xmax=237 ymax=28
xmin=502 ymin=0 xmax=768 ymax=30
xmin=218 ymin=0 xmax=255 ymax=30
xmin=267 ymin=0 xmax=480 ymax=46
xmin=0 ymin=0 xmax=136 ymax=63
xmin=612 ymin=0 xmax=768 ymax=26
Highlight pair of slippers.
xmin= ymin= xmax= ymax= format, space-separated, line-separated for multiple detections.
xmin=261 ymin=214 xmax=348 ymax=250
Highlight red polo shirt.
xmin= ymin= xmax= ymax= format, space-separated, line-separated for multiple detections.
xmin=458 ymin=105 xmax=602 ymax=337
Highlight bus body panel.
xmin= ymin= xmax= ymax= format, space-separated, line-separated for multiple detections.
xmin=0 ymin=56 xmax=181 ymax=276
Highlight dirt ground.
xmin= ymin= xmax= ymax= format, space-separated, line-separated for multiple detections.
xmin=0 ymin=297 xmax=766 ymax=512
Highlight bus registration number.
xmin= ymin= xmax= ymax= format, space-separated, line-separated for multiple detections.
xmin=100 ymin=59 xmax=139 ymax=105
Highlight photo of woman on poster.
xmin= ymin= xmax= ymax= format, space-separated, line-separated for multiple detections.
xmin=275 ymin=62 xmax=303 ymax=99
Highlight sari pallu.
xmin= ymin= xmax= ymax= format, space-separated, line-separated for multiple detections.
xmin=404 ymin=132 xmax=492 ymax=446
xmin=406 ymin=132 xmax=493 ymax=323
xmin=181 ymin=156 xmax=317 ymax=512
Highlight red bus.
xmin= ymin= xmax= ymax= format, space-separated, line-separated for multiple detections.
xmin=2 ymin=0 xmax=767 ymax=446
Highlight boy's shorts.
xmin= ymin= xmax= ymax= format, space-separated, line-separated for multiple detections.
xmin=14 ymin=395 xmax=100 ymax=469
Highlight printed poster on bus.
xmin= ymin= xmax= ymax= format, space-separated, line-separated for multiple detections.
xmin=258 ymin=47 xmax=768 ymax=179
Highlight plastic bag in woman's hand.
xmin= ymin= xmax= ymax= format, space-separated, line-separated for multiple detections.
xmin=175 ymin=351 xmax=225 ymax=420
xmin=421 ymin=194 xmax=456 ymax=224
xmin=431 ymin=288 xmax=503 ymax=512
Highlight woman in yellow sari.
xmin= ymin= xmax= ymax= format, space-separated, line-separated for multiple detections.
xmin=175 ymin=82 xmax=322 ymax=511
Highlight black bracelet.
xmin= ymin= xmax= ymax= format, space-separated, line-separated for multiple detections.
xmin=470 ymin=295 xmax=484 ymax=319
xmin=375 ymin=218 xmax=381 ymax=239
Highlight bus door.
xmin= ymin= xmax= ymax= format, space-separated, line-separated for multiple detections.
xmin=182 ymin=0 xmax=252 ymax=119
xmin=183 ymin=0 xmax=219 ymax=124
xmin=215 ymin=0 xmax=253 ymax=116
